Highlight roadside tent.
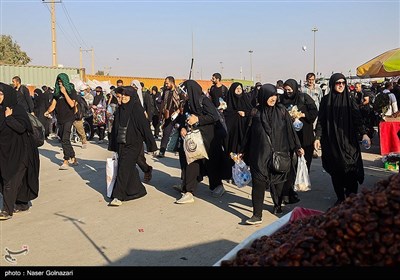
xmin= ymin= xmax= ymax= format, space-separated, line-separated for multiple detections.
xmin=357 ymin=48 xmax=400 ymax=78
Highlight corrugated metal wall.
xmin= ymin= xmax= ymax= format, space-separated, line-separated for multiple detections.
xmin=0 ymin=64 xmax=84 ymax=88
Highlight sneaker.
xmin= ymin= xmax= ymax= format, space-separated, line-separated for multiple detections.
xmin=0 ymin=210 xmax=12 ymax=221
xmin=59 ymin=163 xmax=69 ymax=170
xmin=172 ymin=184 xmax=183 ymax=192
xmin=175 ymin=192 xmax=194 ymax=204
xmin=245 ymin=215 xmax=262 ymax=225
xmin=211 ymin=185 xmax=225 ymax=198
xmin=143 ymin=166 xmax=153 ymax=183
xmin=98 ymin=140 xmax=104 ymax=144
xmin=108 ymin=198 xmax=122 ymax=206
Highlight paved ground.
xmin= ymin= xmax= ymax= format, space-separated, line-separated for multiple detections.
xmin=0 ymin=132 xmax=395 ymax=267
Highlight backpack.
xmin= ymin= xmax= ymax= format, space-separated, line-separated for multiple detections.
xmin=75 ymin=96 xmax=91 ymax=120
xmin=373 ymin=92 xmax=390 ymax=115
xmin=27 ymin=113 xmax=45 ymax=147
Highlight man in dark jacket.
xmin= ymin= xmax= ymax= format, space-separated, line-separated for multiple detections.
xmin=12 ymin=76 xmax=34 ymax=114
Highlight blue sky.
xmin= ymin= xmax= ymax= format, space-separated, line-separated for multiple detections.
xmin=1 ymin=0 xmax=399 ymax=83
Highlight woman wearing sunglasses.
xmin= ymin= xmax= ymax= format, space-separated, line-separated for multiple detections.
xmin=314 ymin=73 xmax=371 ymax=207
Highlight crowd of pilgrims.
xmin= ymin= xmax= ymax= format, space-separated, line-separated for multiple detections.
xmin=3 ymin=70 xmax=396 ymax=224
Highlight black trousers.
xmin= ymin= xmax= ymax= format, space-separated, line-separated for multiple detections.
xmin=59 ymin=120 xmax=75 ymax=161
xmin=282 ymin=154 xmax=297 ymax=198
xmin=85 ymin=115 xmax=95 ymax=140
xmin=160 ymin=119 xmax=174 ymax=152
xmin=95 ymin=124 xmax=106 ymax=140
xmin=152 ymin=115 xmax=160 ymax=137
xmin=303 ymin=144 xmax=314 ymax=172
xmin=251 ymin=176 xmax=285 ymax=218
xmin=331 ymin=172 xmax=358 ymax=201
xmin=1 ymin=163 xmax=27 ymax=215
xmin=178 ymin=146 xmax=201 ymax=194
xmin=137 ymin=144 xmax=151 ymax=173
xmin=204 ymin=135 xmax=224 ymax=190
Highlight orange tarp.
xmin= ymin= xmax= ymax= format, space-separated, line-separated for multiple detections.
xmin=85 ymin=75 xmax=233 ymax=92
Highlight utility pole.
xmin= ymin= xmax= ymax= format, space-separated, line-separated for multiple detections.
xmin=248 ymin=50 xmax=254 ymax=82
xmin=79 ymin=48 xmax=95 ymax=75
xmin=312 ymin=27 xmax=318 ymax=74
xmin=43 ymin=0 xmax=61 ymax=67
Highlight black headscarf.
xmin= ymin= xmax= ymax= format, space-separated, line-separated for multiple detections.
xmin=182 ymin=80 xmax=204 ymax=116
xmin=225 ymin=82 xmax=253 ymax=154
xmin=258 ymin=84 xmax=282 ymax=137
xmin=280 ymin=79 xmax=300 ymax=107
xmin=0 ymin=83 xmax=31 ymax=132
xmin=225 ymin=82 xmax=253 ymax=112
xmin=119 ymin=86 xmax=138 ymax=126
xmin=326 ymin=73 xmax=359 ymax=171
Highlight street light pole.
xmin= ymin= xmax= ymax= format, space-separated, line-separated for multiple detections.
xmin=312 ymin=27 xmax=318 ymax=74
xmin=248 ymin=50 xmax=253 ymax=82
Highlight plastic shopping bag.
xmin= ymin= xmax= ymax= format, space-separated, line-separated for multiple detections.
xmin=232 ymin=160 xmax=252 ymax=188
xmin=183 ymin=129 xmax=209 ymax=164
xmin=294 ymin=155 xmax=311 ymax=192
xmin=106 ymin=152 xmax=118 ymax=198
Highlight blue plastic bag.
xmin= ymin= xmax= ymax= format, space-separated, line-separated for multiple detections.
xmin=232 ymin=160 xmax=252 ymax=188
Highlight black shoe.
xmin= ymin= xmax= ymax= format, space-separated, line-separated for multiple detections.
xmin=0 ymin=210 xmax=12 ymax=220
xmin=157 ymin=152 xmax=165 ymax=158
xmin=273 ymin=206 xmax=283 ymax=214
xmin=282 ymin=196 xmax=290 ymax=205
xmin=144 ymin=166 xmax=153 ymax=183
xmin=288 ymin=196 xmax=300 ymax=204
xmin=14 ymin=204 xmax=30 ymax=213
xmin=245 ymin=215 xmax=262 ymax=225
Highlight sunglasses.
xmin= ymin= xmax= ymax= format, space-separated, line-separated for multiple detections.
xmin=335 ymin=81 xmax=346 ymax=86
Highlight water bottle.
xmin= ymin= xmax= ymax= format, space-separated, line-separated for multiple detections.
xmin=362 ymin=139 xmax=371 ymax=150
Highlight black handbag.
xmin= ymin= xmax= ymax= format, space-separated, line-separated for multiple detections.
xmin=271 ymin=151 xmax=291 ymax=173
xmin=266 ymin=134 xmax=291 ymax=173
xmin=117 ymin=119 xmax=130 ymax=144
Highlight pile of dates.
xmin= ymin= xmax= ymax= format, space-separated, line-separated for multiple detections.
xmin=222 ymin=173 xmax=400 ymax=266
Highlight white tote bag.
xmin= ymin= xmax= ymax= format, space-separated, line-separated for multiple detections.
xmin=294 ymin=155 xmax=311 ymax=192
xmin=106 ymin=153 xmax=118 ymax=198
xmin=183 ymin=129 xmax=208 ymax=165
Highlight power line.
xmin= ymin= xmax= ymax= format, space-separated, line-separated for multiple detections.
xmin=42 ymin=2 xmax=78 ymax=50
xmin=61 ymin=2 xmax=90 ymax=49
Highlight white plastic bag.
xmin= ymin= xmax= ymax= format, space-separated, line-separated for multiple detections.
xmin=183 ymin=129 xmax=209 ymax=164
xmin=106 ymin=152 xmax=118 ymax=198
xmin=232 ymin=160 xmax=252 ymax=188
xmin=294 ymin=155 xmax=311 ymax=192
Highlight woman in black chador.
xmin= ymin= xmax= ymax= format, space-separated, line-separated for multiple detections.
xmin=108 ymin=86 xmax=157 ymax=206
xmin=314 ymin=73 xmax=370 ymax=206
xmin=280 ymin=79 xmax=318 ymax=204
xmin=224 ymin=82 xmax=254 ymax=154
xmin=0 ymin=83 xmax=40 ymax=220
xmin=242 ymin=84 xmax=303 ymax=225
xmin=175 ymin=80 xmax=220 ymax=204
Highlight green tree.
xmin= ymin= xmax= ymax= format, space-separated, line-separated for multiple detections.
xmin=0 ymin=35 xmax=31 ymax=65
xmin=95 ymin=70 xmax=104 ymax=75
